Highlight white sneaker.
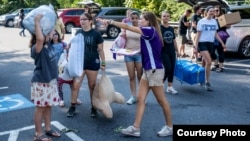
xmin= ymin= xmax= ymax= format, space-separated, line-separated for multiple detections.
xmin=157 ymin=125 xmax=173 ymax=137
xmin=59 ymin=100 xmax=65 ymax=107
xmin=126 ymin=96 xmax=137 ymax=105
xmin=121 ymin=125 xmax=140 ymax=137
xmin=166 ymin=87 xmax=178 ymax=94
xmin=76 ymin=98 xmax=82 ymax=105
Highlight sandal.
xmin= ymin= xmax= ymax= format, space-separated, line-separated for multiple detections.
xmin=45 ymin=129 xmax=61 ymax=137
xmin=34 ymin=134 xmax=52 ymax=141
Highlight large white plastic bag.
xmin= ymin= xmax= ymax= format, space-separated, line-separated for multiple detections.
xmin=92 ymin=72 xmax=125 ymax=119
xmin=23 ymin=4 xmax=56 ymax=35
xmin=68 ymin=33 xmax=84 ymax=77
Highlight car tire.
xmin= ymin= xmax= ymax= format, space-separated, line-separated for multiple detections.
xmin=107 ymin=25 xmax=120 ymax=39
xmin=238 ymin=36 xmax=250 ymax=58
xmin=65 ymin=23 xmax=75 ymax=34
xmin=6 ymin=19 xmax=14 ymax=27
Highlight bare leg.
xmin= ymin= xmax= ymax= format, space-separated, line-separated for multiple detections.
xmin=34 ymin=106 xmax=45 ymax=136
xmin=152 ymin=86 xmax=173 ymax=127
xmin=200 ymin=51 xmax=212 ymax=83
xmin=126 ymin=62 xmax=137 ymax=97
xmin=44 ymin=106 xmax=52 ymax=131
xmin=133 ymin=79 xmax=150 ymax=128
xmin=85 ymin=70 xmax=99 ymax=106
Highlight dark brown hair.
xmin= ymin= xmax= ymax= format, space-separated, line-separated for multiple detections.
xmin=214 ymin=5 xmax=224 ymax=16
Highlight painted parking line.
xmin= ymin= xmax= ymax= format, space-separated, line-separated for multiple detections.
xmin=0 ymin=86 xmax=8 ymax=90
xmin=0 ymin=121 xmax=84 ymax=141
xmin=0 ymin=94 xmax=34 ymax=113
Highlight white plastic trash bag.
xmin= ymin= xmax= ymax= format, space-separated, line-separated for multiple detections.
xmin=68 ymin=33 xmax=84 ymax=77
xmin=23 ymin=4 xmax=56 ymax=35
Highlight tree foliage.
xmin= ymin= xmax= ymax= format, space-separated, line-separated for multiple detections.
xmin=1 ymin=0 xmax=250 ymax=21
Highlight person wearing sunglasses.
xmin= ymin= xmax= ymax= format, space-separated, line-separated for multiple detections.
xmin=67 ymin=12 xmax=106 ymax=118
xmin=211 ymin=5 xmax=229 ymax=72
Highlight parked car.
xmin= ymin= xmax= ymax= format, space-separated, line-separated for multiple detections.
xmin=0 ymin=8 xmax=33 ymax=27
xmin=59 ymin=1 xmax=139 ymax=39
xmin=177 ymin=0 xmax=250 ymax=58
xmin=94 ymin=7 xmax=140 ymax=39
xmin=57 ymin=8 xmax=85 ymax=34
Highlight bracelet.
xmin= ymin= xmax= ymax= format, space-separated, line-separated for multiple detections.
xmin=101 ymin=61 xmax=106 ymax=66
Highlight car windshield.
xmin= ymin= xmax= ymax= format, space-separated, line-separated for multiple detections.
xmin=10 ymin=9 xmax=20 ymax=15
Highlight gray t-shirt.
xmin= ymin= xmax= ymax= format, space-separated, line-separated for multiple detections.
xmin=31 ymin=42 xmax=58 ymax=83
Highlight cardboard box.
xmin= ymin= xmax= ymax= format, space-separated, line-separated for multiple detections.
xmin=218 ymin=12 xmax=241 ymax=27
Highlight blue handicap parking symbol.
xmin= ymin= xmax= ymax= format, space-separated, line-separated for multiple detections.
xmin=0 ymin=94 xmax=34 ymax=113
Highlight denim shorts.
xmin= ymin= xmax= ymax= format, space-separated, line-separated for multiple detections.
xmin=124 ymin=54 xmax=142 ymax=63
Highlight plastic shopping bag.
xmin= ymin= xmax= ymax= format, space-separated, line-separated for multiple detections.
xmin=23 ymin=4 xmax=56 ymax=35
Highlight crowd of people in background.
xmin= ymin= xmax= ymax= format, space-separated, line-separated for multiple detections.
xmin=28 ymin=3 xmax=229 ymax=140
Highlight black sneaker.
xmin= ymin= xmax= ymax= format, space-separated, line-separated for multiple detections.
xmin=67 ymin=106 xmax=76 ymax=117
xmin=91 ymin=107 xmax=97 ymax=117
xmin=211 ymin=65 xmax=219 ymax=71
xmin=216 ymin=67 xmax=224 ymax=72
xmin=196 ymin=57 xmax=202 ymax=63
xmin=205 ymin=82 xmax=212 ymax=91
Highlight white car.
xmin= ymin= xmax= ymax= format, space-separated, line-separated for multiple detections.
xmin=178 ymin=0 xmax=250 ymax=58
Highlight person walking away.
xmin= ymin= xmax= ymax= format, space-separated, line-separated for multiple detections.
xmin=67 ymin=12 xmax=106 ymax=117
xmin=195 ymin=6 xmax=226 ymax=91
xmin=178 ymin=9 xmax=192 ymax=57
xmin=122 ymin=11 xmax=142 ymax=105
xmin=100 ymin=11 xmax=173 ymax=137
xmin=30 ymin=14 xmax=61 ymax=141
xmin=211 ymin=5 xmax=229 ymax=72
xmin=161 ymin=11 xmax=180 ymax=94
xmin=190 ymin=4 xmax=203 ymax=62
xmin=19 ymin=9 xmax=26 ymax=37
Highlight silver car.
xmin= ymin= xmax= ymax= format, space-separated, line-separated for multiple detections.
xmin=0 ymin=8 xmax=33 ymax=27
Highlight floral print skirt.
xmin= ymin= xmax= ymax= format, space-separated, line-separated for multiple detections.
xmin=31 ymin=79 xmax=60 ymax=107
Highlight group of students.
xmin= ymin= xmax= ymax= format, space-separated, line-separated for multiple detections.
xmin=29 ymin=9 xmax=175 ymax=140
xmin=178 ymin=4 xmax=228 ymax=91
xmin=29 ymin=4 xmax=228 ymax=140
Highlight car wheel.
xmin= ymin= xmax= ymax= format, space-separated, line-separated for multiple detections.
xmin=238 ymin=36 xmax=250 ymax=58
xmin=107 ymin=25 xmax=120 ymax=39
xmin=65 ymin=23 xmax=75 ymax=34
xmin=6 ymin=19 xmax=14 ymax=27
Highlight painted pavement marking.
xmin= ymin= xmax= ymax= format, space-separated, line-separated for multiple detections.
xmin=0 ymin=121 xmax=84 ymax=141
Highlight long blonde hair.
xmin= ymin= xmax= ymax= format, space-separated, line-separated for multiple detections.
xmin=142 ymin=12 xmax=164 ymax=46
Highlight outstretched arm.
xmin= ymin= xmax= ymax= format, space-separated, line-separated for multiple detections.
xmin=99 ymin=19 xmax=142 ymax=35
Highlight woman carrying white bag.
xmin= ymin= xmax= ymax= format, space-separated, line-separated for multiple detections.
xmin=67 ymin=12 xmax=106 ymax=118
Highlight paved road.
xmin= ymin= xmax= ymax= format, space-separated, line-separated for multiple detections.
xmin=0 ymin=26 xmax=250 ymax=141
